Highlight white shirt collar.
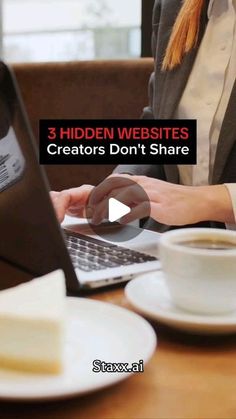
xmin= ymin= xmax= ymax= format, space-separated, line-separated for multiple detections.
xmin=207 ymin=0 xmax=214 ymax=16
xmin=207 ymin=0 xmax=236 ymax=18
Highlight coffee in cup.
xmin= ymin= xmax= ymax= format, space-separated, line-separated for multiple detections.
xmin=159 ymin=228 xmax=236 ymax=315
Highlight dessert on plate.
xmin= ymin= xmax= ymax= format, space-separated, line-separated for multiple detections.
xmin=0 ymin=270 xmax=66 ymax=374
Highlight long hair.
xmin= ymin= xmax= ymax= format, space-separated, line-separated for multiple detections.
xmin=162 ymin=0 xmax=205 ymax=71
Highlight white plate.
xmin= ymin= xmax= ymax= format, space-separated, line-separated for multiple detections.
xmin=125 ymin=272 xmax=236 ymax=335
xmin=0 ymin=297 xmax=157 ymax=401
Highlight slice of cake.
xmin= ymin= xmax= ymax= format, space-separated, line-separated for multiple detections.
xmin=0 ymin=270 xmax=66 ymax=374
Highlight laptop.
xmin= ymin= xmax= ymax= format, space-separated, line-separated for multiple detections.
xmin=0 ymin=61 xmax=160 ymax=292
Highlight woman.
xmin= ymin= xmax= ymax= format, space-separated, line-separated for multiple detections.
xmin=51 ymin=0 xmax=236 ymax=231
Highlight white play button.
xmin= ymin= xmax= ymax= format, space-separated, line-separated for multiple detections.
xmin=86 ymin=176 xmax=151 ymax=242
xmin=108 ymin=198 xmax=131 ymax=223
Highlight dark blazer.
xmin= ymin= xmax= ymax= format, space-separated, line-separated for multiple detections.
xmin=115 ymin=0 xmax=236 ymax=232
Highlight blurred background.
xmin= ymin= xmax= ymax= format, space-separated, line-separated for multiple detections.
xmin=0 ymin=0 xmax=155 ymax=63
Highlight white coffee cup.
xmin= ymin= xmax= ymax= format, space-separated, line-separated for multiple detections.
xmin=159 ymin=228 xmax=236 ymax=315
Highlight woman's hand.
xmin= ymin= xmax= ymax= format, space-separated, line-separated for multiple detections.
xmin=50 ymin=175 xmax=235 ymax=226
xmin=89 ymin=175 xmax=235 ymax=226
xmin=50 ymin=185 xmax=94 ymax=223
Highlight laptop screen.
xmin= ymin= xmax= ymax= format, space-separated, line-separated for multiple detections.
xmin=0 ymin=62 xmax=77 ymax=291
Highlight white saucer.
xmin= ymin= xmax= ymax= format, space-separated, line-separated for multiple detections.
xmin=0 ymin=297 xmax=156 ymax=401
xmin=125 ymin=272 xmax=236 ymax=335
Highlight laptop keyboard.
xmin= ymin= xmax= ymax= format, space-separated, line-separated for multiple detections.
xmin=64 ymin=230 xmax=158 ymax=273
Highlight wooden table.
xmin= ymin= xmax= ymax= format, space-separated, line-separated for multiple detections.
xmin=1 ymin=284 xmax=236 ymax=419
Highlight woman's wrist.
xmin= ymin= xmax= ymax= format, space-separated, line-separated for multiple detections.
xmin=198 ymin=185 xmax=235 ymax=224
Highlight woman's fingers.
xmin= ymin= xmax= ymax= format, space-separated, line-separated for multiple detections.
xmin=115 ymin=184 xmax=145 ymax=205
xmin=91 ymin=184 xmax=143 ymax=224
xmin=89 ymin=174 xmax=133 ymax=206
xmin=120 ymin=201 xmax=150 ymax=224
xmin=50 ymin=191 xmax=71 ymax=222
xmin=50 ymin=185 xmax=94 ymax=222
xmin=50 ymin=175 xmax=161 ymax=225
